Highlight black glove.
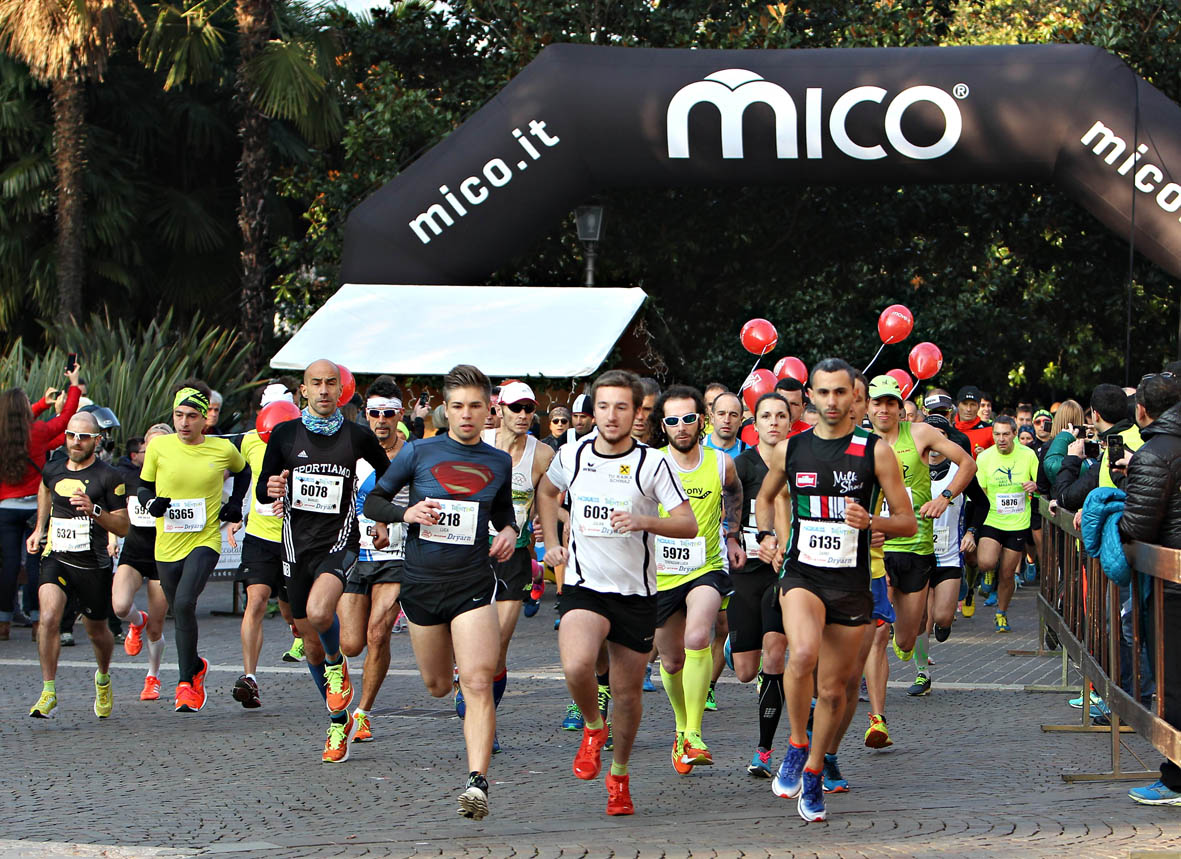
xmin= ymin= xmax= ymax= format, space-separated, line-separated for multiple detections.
xmin=219 ymin=505 xmax=242 ymax=524
xmin=147 ymin=496 xmax=172 ymax=517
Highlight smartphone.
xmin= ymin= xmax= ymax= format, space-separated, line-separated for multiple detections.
xmin=418 ymin=390 xmax=429 ymax=408
xmin=65 ymin=352 xmax=77 ymax=373
xmin=1107 ymin=436 xmax=1125 ymax=465
xmin=1084 ymin=440 xmax=1101 ymax=459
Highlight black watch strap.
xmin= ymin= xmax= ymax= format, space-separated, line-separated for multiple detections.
xmin=756 ymin=530 xmax=775 ymax=544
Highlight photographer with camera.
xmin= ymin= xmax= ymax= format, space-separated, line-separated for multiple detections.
xmin=1053 ymin=385 xmax=1143 ymax=511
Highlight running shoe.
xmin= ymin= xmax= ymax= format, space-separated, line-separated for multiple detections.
xmin=561 ymin=701 xmax=583 ymax=730
xmin=891 ymin=634 xmax=914 ymax=662
xmin=322 ymin=714 xmax=358 ymax=764
xmin=961 ymin=589 xmax=976 ymax=618
xmin=232 ymin=674 xmax=261 ymax=709
xmin=605 ymin=772 xmax=634 ymax=816
xmin=392 ymin=610 xmax=408 ymax=634
xmin=671 ymin=733 xmax=693 ymax=775
xmin=530 ymin=579 xmax=545 ymax=602
xmin=772 ymin=742 xmax=808 ymax=798
xmin=124 ymin=611 xmax=148 ymax=656
xmin=858 ymin=677 xmax=869 ymax=703
xmin=934 ymin=623 xmax=952 ymax=643
xmin=29 ymin=689 xmax=57 ymax=718
xmin=723 ymin=634 xmax=733 ymax=670
xmin=454 ymin=686 xmax=466 ymax=720
xmin=822 ymin=753 xmax=849 ymax=793
xmin=681 ymin=731 xmax=713 ymax=766
xmin=995 ymin=611 xmax=1010 ymax=633
xmin=522 ymin=598 xmax=540 ymax=618
xmin=191 ymin=657 xmax=209 ymax=708
xmin=354 ymin=711 xmax=373 ymax=742
xmin=282 ymin=638 xmax=305 ymax=662
xmin=324 ymin=657 xmax=353 ymax=713
xmin=705 ymin=687 xmax=718 ymax=711
xmin=597 ymin=683 xmax=611 ymax=720
xmin=554 ymin=616 xmax=561 ymax=630
xmin=642 ymin=663 xmax=656 ymax=692
xmin=1129 ymin=780 xmax=1181 ymax=806
xmin=747 ymin=746 xmax=774 ymax=778
xmin=140 ymin=675 xmax=161 ymax=701
xmin=798 ymin=770 xmax=827 ymax=822
xmin=458 ymin=773 xmax=489 ymax=820
xmin=907 ymin=673 xmax=932 ymax=697
xmin=1069 ymin=690 xmax=1103 ymax=709
xmin=1089 ymin=700 xmax=1112 ymax=720
xmin=94 ymin=671 xmax=112 ymax=719
xmin=864 ymin=713 xmax=892 ymax=748
xmin=492 ymin=734 xmax=500 ymax=754
xmin=174 ymin=682 xmax=204 ymax=713
xmin=573 ymin=723 xmax=609 ymax=780
xmin=604 ymin=721 xmax=613 ymax=752
xmin=983 ymin=591 xmax=998 ymax=607
xmin=1022 ymin=562 xmax=1038 ymax=585
xmin=980 ymin=570 xmax=996 ymax=596
xmin=60 ymin=631 xmax=74 ymax=647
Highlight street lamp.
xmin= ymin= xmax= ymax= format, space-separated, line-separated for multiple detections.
xmin=575 ymin=205 xmax=604 ymax=286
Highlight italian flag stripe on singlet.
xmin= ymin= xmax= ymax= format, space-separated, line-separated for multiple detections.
xmin=796 ymin=495 xmax=849 ymax=519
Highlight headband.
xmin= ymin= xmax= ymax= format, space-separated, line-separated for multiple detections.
xmin=173 ymin=387 xmax=210 ymax=417
xmin=367 ymin=396 xmax=403 ymax=411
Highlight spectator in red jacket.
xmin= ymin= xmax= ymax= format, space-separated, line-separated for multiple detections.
xmin=0 ymin=363 xmax=82 ymax=640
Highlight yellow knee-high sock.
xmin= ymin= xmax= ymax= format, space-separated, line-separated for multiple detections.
xmin=683 ymin=646 xmax=712 ymax=735
xmin=660 ymin=663 xmax=687 ymax=733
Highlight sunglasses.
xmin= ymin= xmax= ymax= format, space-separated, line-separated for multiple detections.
xmin=550 ymin=417 xmax=570 ymax=424
xmin=1141 ymin=372 xmax=1177 ymax=382
xmin=65 ymin=431 xmax=101 ymax=440
xmin=367 ymin=409 xmax=399 ymax=418
xmin=504 ymin=402 xmax=536 ymax=414
xmin=662 ymin=413 xmax=700 ymax=427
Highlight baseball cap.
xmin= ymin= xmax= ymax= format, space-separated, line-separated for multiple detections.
xmin=1034 ymin=409 xmax=1052 ymax=423
xmin=572 ymin=394 xmax=592 ymax=415
xmin=956 ymin=385 xmax=982 ymax=403
xmin=924 ymin=413 xmax=952 ymax=434
xmin=499 ymin=381 xmax=536 ymax=405
xmin=867 ymin=375 xmax=903 ymax=404
xmin=923 ymin=393 xmax=954 ymax=413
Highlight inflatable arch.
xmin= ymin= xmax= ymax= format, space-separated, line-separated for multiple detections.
xmin=341 ymin=43 xmax=1181 ymax=284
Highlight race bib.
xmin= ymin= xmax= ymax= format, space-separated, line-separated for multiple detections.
xmin=934 ymin=524 xmax=953 ymax=556
xmin=574 ymin=494 xmax=632 ymax=538
xmin=880 ymin=487 xmax=914 ymax=519
xmin=358 ymin=516 xmax=405 ymax=559
xmin=797 ymin=519 xmax=858 ymax=568
xmin=291 ymin=472 xmax=344 ymax=514
xmin=163 ymin=498 xmax=206 ymax=533
xmin=51 ymin=517 xmax=90 ymax=552
xmin=420 ymin=498 xmax=478 ymax=545
xmin=996 ymin=492 xmax=1027 ymax=516
xmin=655 ymin=535 xmax=707 ymax=575
xmin=128 ymin=499 xmax=154 ymax=529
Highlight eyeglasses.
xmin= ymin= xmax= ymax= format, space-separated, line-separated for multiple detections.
xmin=65 ymin=431 xmax=101 ymax=440
xmin=504 ymin=402 xmax=536 ymax=414
xmin=367 ymin=409 xmax=399 ymax=418
xmin=662 ymin=413 xmax=700 ymax=427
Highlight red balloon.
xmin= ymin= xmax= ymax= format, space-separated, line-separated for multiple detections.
xmin=256 ymin=400 xmax=300 ymax=442
xmin=878 ymin=304 xmax=914 ymax=344
xmin=740 ymin=318 xmax=778 ymax=356
xmin=740 ymin=368 xmax=777 ymax=412
xmin=773 ymin=356 xmax=808 ymax=384
xmin=886 ymin=368 xmax=914 ymax=399
xmin=908 ymin=342 xmax=943 ymax=381
xmin=336 ymin=363 xmax=356 ymax=407
xmin=740 ymin=422 xmax=760 ymax=447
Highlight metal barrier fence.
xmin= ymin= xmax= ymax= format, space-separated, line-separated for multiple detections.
xmin=1029 ymin=496 xmax=1181 ymax=782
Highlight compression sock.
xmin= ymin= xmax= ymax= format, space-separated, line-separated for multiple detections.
xmin=307 ymin=661 xmax=328 ymax=703
xmin=915 ymin=632 xmax=930 ymax=675
xmin=95 ymin=671 xmax=110 ymax=686
xmin=330 ymin=710 xmax=348 ymax=724
xmin=610 ymin=761 xmax=629 ymax=777
xmin=43 ymin=680 xmax=55 ymax=694
xmin=492 ymin=669 xmax=507 ymax=709
xmin=117 ymin=606 xmax=143 ymax=626
xmin=660 ymin=664 xmax=688 ymax=734
xmin=682 ymin=646 xmax=712 ymax=735
xmin=146 ymin=635 xmax=165 ymax=677
xmin=318 ymin=615 xmax=341 ymax=663
xmin=757 ymin=672 xmax=785 ymax=750
xmin=584 ymin=713 xmax=604 ymax=731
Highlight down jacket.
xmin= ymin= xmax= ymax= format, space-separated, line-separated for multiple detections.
xmin=1082 ymin=487 xmax=1131 ymax=586
xmin=1117 ymin=400 xmax=1181 ymax=551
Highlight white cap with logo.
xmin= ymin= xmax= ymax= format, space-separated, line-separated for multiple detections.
xmin=499 ymin=381 xmax=536 ymax=405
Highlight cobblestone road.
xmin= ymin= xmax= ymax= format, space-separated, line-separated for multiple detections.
xmin=1 ymin=581 xmax=1178 ymax=858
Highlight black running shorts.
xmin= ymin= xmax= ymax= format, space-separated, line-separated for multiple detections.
xmin=40 ymin=556 xmax=113 ymax=621
xmin=494 ymin=546 xmax=533 ymax=601
xmin=726 ymin=569 xmax=782 ymax=653
xmin=559 ymin=583 xmax=657 ymax=653
xmin=236 ymin=534 xmax=286 ymax=599
xmin=884 ymin=551 xmax=935 ymax=594
xmin=978 ymin=524 xmax=1026 ymax=554
xmin=930 ymin=565 xmax=963 ymax=587
xmin=399 ymin=573 xmax=496 ymax=627
xmin=284 ymin=548 xmax=356 ymax=619
xmin=344 ymin=559 xmax=404 ymax=596
xmin=778 ymin=573 xmax=872 ymax=627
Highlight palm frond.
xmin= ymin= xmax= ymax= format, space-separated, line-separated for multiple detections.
xmin=244 ymin=37 xmax=326 ymax=121
xmin=139 ymin=1 xmax=228 ymax=89
xmin=148 ymin=186 xmax=231 ymax=253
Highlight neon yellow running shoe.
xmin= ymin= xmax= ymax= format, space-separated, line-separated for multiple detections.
xmin=282 ymin=637 xmax=305 ymax=663
xmin=94 ymin=671 xmax=112 ymax=719
xmin=29 ymin=689 xmax=57 ymax=719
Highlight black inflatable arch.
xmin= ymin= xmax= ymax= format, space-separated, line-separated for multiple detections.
xmin=342 ymin=43 xmax=1181 ymax=284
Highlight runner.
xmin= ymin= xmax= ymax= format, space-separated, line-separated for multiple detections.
xmin=257 ymin=360 xmax=390 ymax=759
xmin=954 ymin=385 xmax=994 ymax=456
xmin=774 ymin=377 xmax=813 ymax=436
xmin=111 ymin=423 xmax=172 ymax=701
xmin=647 ymin=385 xmax=743 ymax=774
xmin=974 ymin=415 xmax=1040 ymax=633
xmin=27 ymin=412 xmax=128 ymax=719
xmin=632 ymin=378 xmax=660 ymax=444
xmin=728 ymin=391 xmax=790 ymax=777
xmin=703 ymin=391 xmax=746 ymax=459
xmin=537 ymin=369 xmax=696 ymax=816
xmin=139 ymin=382 xmax=247 ymax=713
xmin=363 ymin=364 xmax=516 ymax=819
xmin=754 ymin=358 xmax=915 ymax=822
xmin=338 ymin=376 xmax=408 ymax=741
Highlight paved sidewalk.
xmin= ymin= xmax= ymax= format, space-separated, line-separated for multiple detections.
xmin=1 ymin=581 xmax=1178 ymax=858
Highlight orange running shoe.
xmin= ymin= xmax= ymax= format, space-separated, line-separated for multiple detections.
xmin=174 ymin=682 xmax=204 ymax=712
xmin=190 ymin=657 xmax=209 ymax=710
xmin=573 ymin=723 xmax=609 ymax=780
xmin=671 ymin=733 xmax=693 ymax=775
xmin=322 ymin=715 xmax=359 ymax=763
xmin=605 ymin=773 xmax=634 ymax=816
xmin=140 ymin=675 xmax=161 ymax=701
xmin=681 ymin=731 xmax=714 ymax=766
xmin=324 ymin=657 xmax=353 ymax=713
xmin=353 ymin=711 xmax=373 ymax=742
xmin=124 ymin=611 xmax=148 ymax=656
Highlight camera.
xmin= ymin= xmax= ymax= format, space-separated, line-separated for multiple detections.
xmin=1084 ymin=440 xmax=1101 ymax=459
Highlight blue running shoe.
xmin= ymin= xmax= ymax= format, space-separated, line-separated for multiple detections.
xmin=454 ymin=687 xmax=466 ymax=719
xmin=983 ymin=591 xmax=998 ymax=607
xmin=822 ymin=753 xmax=849 ymax=793
xmin=747 ymin=746 xmax=774 ymax=778
xmin=561 ymin=701 xmax=583 ymax=731
xmin=1089 ymin=700 xmax=1111 ymax=720
xmin=1129 ymin=780 xmax=1181 ymax=805
xmin=798 ymin=770 xmax=827 ymax=822
xmin=723 ymin=634 xmax=733 ymax=670
xmin=523 ymin=599 xmax=540 ymax=618
xmin=772 ymin=743 xmax=808 ymax=799
xmin=642 ymin=663 xmax=656 ymax=692
xmin=1022 ymin=562 xmax=1038 ymax=585
xmin=492 ymin=734 xmax=501 ymax=754
xmin=554 ymin=616 xmax=561 ymax=630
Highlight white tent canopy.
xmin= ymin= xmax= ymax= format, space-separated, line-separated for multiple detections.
xmin=270 ymin=284 xmax=648 ymax=377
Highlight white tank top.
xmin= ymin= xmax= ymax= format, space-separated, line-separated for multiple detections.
xmin=482 ymin=430 xmax=537 ymax=533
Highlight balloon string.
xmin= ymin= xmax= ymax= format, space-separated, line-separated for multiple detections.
xmin=863 ymin=342 xmax=887 ymax=374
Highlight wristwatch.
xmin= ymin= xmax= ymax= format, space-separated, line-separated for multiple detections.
xmin=940 ymin=489 xmax=954 ymax=500
xmin=91 ymin=504 xmax=103 ymax=518
xmin=755 ymin=530 xmax=775 ymax=545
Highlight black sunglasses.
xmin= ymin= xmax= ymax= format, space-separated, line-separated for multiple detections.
xmin=367 ymin=409 xmax=399 ymax=418
xmin=505 ymin=402 xmax=536 ymax=414
xmin=1141 ymin=372 xmax=1177 ymax=383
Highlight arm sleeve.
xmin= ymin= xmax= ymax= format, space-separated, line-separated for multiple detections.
xmin=227 ymin=463 xmax=250 ymax=509
xmin=136 ymin=479 xmax=156 ymax=509
xmin=255 ymin=424 xmax=290 ymax=504
xmin=962 ymin=475 xmax=989 ymax=531
xmin=489 ymin=462 xmax=517 ymax=532
xmin=649 ymin=454 xmax=689 ymax=511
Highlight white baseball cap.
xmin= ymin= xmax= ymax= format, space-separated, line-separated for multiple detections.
xmin=499 ymin=381 xmax=536 ymax=405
